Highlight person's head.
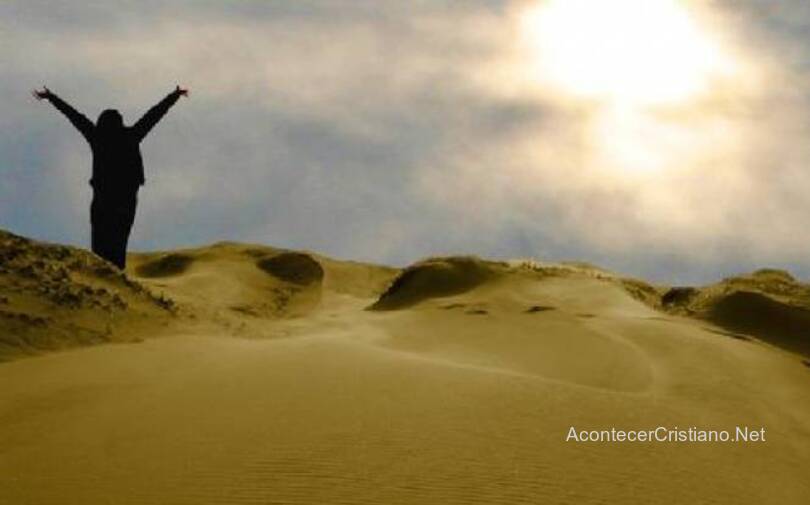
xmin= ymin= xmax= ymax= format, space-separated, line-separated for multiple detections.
xmin=97 ymin=109 xmax=123 ymax=132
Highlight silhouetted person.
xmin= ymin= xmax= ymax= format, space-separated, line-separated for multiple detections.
xmin=34 ymin=85 xmax=189 ymax=269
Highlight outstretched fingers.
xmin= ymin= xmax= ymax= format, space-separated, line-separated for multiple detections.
xmin=32 ymin=86 xmax=51 ymax=101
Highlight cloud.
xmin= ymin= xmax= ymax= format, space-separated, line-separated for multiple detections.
xmin=2 ymin=0 xmax=810 ymax=283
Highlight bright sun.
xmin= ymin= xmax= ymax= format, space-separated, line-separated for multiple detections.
xmin=517 ymin=0 xmax=741 ymax=174
xmin=519 ymin=0 xmax=735 ymax=105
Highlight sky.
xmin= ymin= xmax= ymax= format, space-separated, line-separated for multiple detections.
xmin=2 ymin=0 xmax=810 ymax=284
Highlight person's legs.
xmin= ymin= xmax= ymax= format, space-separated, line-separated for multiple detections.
xmin=90 ymin=190 xmax=138 ymax=270
xmin=111 ymin=193 xmax=138 ymax=269
xmin=90 ymin=194 xmax=118 ymax=267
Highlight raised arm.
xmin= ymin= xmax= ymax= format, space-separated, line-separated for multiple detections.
xmin=33 ymin=86 xmax=94 ymax=141
xmin=131 ymin=85 xmax=188 ymax=142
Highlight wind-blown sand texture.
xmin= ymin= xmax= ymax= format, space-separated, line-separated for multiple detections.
xmin=1 ymin=229 xmax=809 ymax=504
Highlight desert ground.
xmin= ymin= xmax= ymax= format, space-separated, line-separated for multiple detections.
xmin=1 ymin=228 xmax=809 ymax=504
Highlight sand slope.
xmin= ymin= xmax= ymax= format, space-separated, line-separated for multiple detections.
xmin=662 ymin=269 xmax=810 ymax=357
xmin=0 ymin=230 xmax=174 ymax=361
xmin=1 ymin=233 xmax=809 ymax=504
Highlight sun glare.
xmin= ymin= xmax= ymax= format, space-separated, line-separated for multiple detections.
xmin=519 ymin=0 xmax=735 ymax=105
xmin=516 ymin=0 xmax=742 ymax=174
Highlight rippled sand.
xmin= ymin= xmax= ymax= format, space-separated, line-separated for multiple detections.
xmin=1 ymin=240 xmax=809 ymax=504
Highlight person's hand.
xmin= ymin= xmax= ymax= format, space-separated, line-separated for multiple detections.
xmin=32 ymin=86 xmax=52 ymax=101
xmin=175 ymin=85 xmax=189 ymax=98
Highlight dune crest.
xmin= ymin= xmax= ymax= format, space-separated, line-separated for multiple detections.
xmin=135 ymin=253 xmax=195 ymax=278
xmin=370 ymin=256 xmax=505 ymax=310
xmin=256 ymin=252 xmax=325 ymax=285
xmin=0 ymin=230 xmax=174 ymax=360
xmin=662 ymin=269 xmax=810 ymax=357
xmin=3 ymin=229 xmax=809 ymax=363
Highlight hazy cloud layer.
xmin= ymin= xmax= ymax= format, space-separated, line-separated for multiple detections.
xmin=2 ymin=0 xmax=810 ymax=283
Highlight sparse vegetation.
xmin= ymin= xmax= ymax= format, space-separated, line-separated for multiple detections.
xmin=0 ymin=229 xmax=175 ymax=359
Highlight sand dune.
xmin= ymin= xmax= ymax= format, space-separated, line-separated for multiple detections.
xmin=662 ymin=269 xmax=810 ymax=357
xmin=0 ymin=230 xmax=174 ymax=360
xmin=1 ymin=230 xmax=809 ymax=504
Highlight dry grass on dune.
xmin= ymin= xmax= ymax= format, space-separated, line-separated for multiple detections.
xmin=0 ymin=230 xmax=175 ymax=360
